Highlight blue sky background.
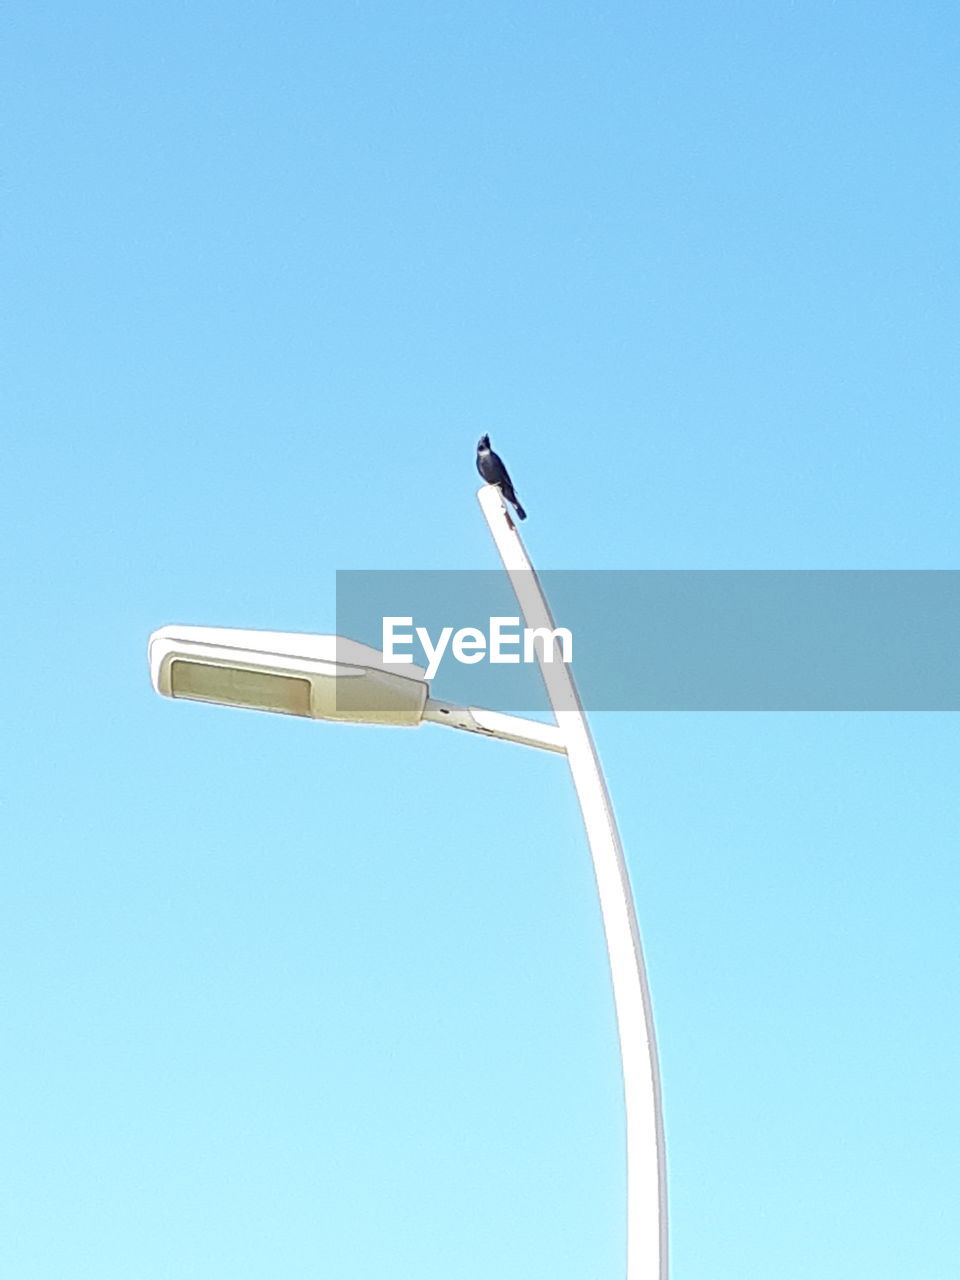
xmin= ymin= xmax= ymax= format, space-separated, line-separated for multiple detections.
xmin=3 ymin=2 xmax=959 ymax=1276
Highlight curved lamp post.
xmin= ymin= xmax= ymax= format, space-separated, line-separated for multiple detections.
xmin=476 ymin=485 xmax=667 ymax=1280
xmin=146 ymin=489 xmax=667 ymax=1279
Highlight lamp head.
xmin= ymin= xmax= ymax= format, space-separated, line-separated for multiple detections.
xmin=148 ymin=625 xmax=429 ymax=726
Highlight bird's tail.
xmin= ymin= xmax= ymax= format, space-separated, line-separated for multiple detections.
xmin=499 ymin=480 xmax=527 ymax=521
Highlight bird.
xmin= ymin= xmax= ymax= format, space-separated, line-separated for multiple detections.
xmin=476 ymin=434 xmax=527 ymax=521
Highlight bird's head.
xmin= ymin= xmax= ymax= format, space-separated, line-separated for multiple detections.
xmin=477 ymin=434 xmax=491 ymax=451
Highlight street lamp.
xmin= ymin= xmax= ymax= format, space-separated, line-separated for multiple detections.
xmin=148 ymin=623 xmax=565 ymax=752
xmin=147 ymin=489 xmax=667 ymax=1280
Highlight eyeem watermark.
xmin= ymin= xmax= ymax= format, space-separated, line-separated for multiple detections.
xmin=337 ymin=570 xmax=960 ymax=710
xmin=382 ymin=616 xmax=574 ymax=681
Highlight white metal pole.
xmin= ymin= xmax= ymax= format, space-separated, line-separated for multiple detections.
xmin=477 ymin=485 xmax=668 ymax=1280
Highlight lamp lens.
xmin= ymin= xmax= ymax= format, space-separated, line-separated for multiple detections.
xmin=170 ymin=660 xmax=312 ymax=717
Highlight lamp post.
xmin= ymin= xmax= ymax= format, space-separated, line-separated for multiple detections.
xmin=476 ymin=485 xmax=667 ymax=1280
xmin=147 ymin=492 xmax=667 ymax=1279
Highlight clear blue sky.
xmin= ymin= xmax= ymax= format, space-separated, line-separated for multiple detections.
xmin=3 ymin=3 xmax=959 ymax=1276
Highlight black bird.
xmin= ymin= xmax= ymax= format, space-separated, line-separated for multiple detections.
xmin=476 ymin=434 xmax=527 ymax=521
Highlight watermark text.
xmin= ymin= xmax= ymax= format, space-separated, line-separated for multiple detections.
xmin=382 ymin=616 xmax=573 ymax=680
